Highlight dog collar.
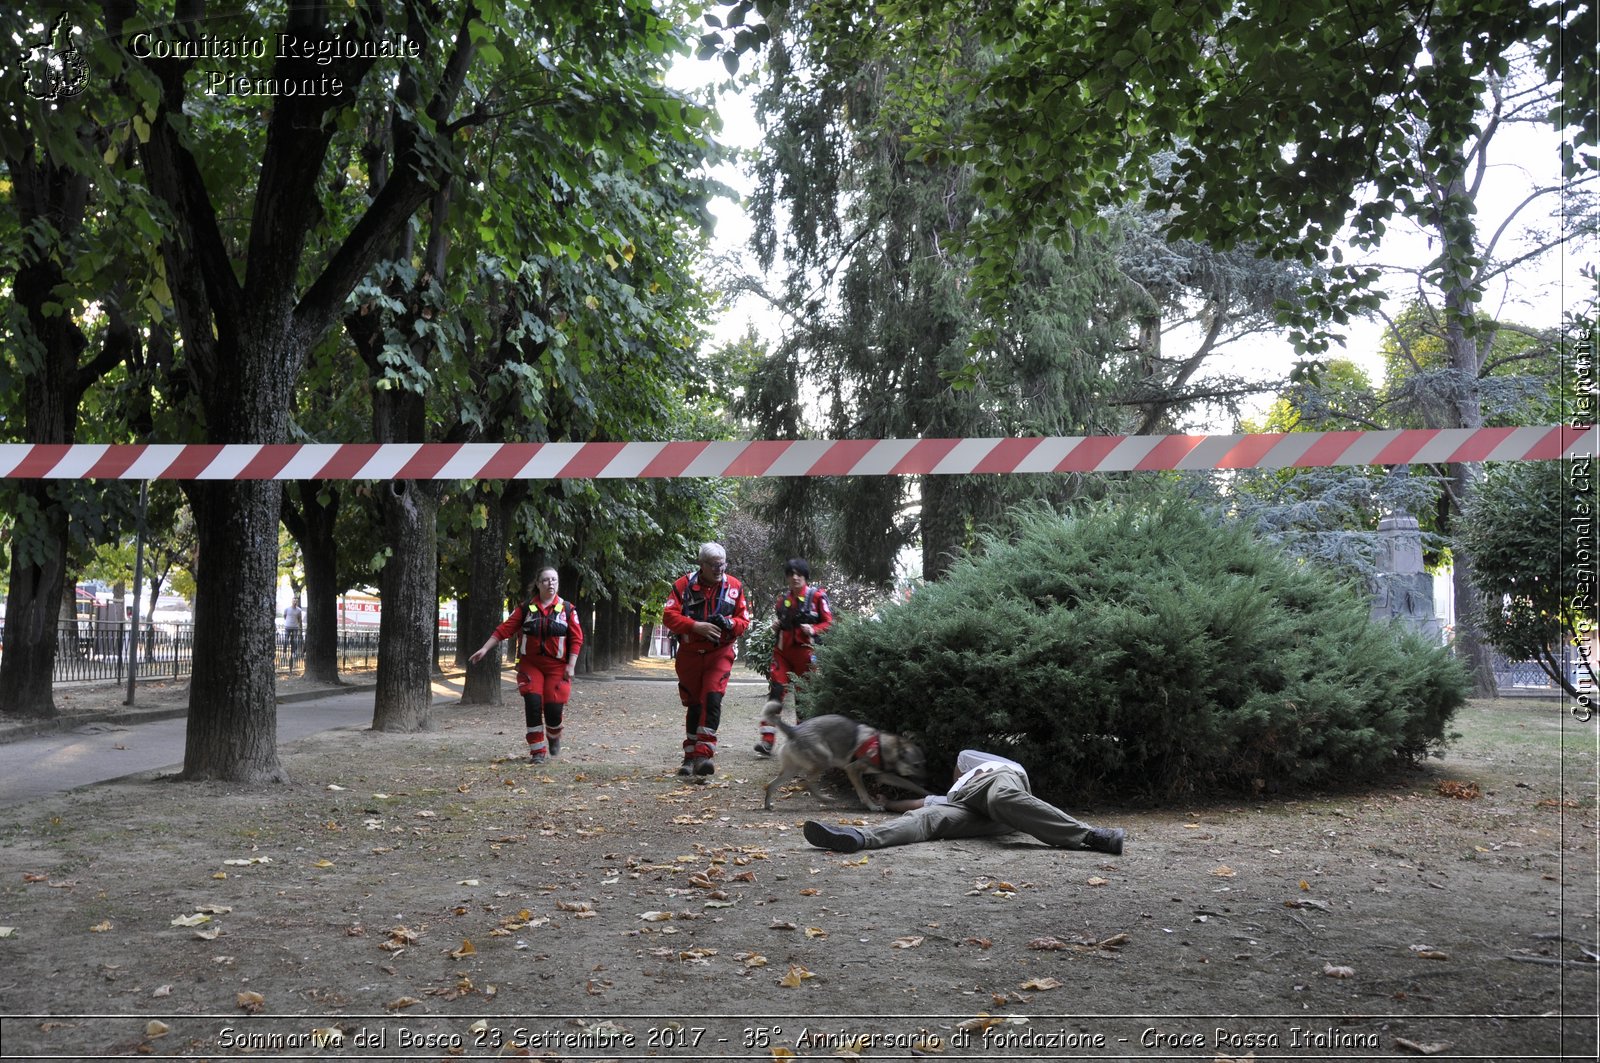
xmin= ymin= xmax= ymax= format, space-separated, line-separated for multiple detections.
xmin=853 ymin=734 xmax=882 ymax=768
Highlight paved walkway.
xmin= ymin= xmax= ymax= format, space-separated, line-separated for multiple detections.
xmin=0 ymin=655 xmax=766 ymax=805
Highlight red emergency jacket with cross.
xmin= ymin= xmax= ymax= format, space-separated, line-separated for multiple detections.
xmin=492 ymin=595 xmax=583 ymax=664
xmin=663 ymin=570 xmax=751 ymax=649
xmin=774 ymin=584 xmax=832 ymax=651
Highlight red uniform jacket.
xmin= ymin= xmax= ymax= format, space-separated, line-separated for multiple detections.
xmin=492 ymin=595 xmax=583 ymax=664
xmin=663 ymin=571 xmax=751 ymax=649
xmin=774 ymin=584 xmax=832 ymax=651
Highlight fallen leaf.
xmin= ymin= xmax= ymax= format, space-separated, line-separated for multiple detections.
xmin=640 ymin=911 xmax=673 ymax=922
xmin=892 ymin=936 xmax=924 ymax=949
xmin=1211 ymin=865 xmax=1238 ymax=878
xmin=236 ymin=991 xmax=265 ymax=1013
xmin=151 ymin=986 xmax=172 ymax=998
xmin=1086 ymin=876 xmax=1109 ymax=887
xmin=170 ymin=914 xmax=212 ymax=927
xmin=1284 ymin=898 xmax=1330 ymax=911
xmin=556 ymin=900 xmax=593 ymax=914
xmin=735 ymin=951 xmax=769 ymax=968
xmin=385 ymin=996 xmax=421 ymax=1010
xmin=804 ymin=926 xmax=828 ymax=939
xmin=1020 ymin=976 xmax=1063 ymax=990
xmin=1027 ymin=936 xmax=1069 ymax=951
xmin=0 ymin=927 xmax=16 ymax=939
xmin=194 ymin=928 xmax=223 ymax=941
xmin=798 ymin=887 xmax=820 ymax=896
xmin=1409 ymin=945 xmax=1449 ymax=960
xmin=778 ymin=964 xmax=815 ymax=988
xmin=311 ymin=859 xmax=335 ymax=868
xmin=1323 ymin=963 xmax=1355 ymax=978
xmin=1395 ymin=1037 xmax=1454 ymax=1055
xmin=450 ymin=939 xmax=476 ymax=959
xmin=89 ymin=921 xmax=113 ymax=933
xmin=144 ymin=1020 xmax=170 ymax=1037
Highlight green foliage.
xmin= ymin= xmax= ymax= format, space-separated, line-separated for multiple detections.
xmin=1458 ymin=460 xmax=1595 ymax=692
xmin=802 ymin=499 xmax=1468 ymax=802
xmin=799 ymin=0 xmax=1584 ymax=354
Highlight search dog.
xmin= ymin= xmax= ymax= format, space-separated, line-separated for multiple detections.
xmin=760 ymin=706 xmax=929 ymax=812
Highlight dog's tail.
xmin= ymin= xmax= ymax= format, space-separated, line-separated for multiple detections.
xmin=761 ymin=699 xmax=803 ymax=742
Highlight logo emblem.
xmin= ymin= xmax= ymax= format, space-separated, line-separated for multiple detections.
xmin=22 ymin=13 xmax=88 ymax=101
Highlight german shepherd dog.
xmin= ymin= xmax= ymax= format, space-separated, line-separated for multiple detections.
xmin=761 ymin=706 xmax=929 ymax=812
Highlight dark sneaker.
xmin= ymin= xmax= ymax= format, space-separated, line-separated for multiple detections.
xmin=1085 ymin=827 xmax=1125 ymax=856
xmin=803 ymin=820 xmax=865 ymax=853
xmin=753 ymin=742 xmax=774 ymax=757
xmin=529 ymin=751 xmax=547 ymax=765
xmin=676 ymin=757 xmax=695 ymax=777
xmin=548 ymin=738 xmax=561 ymax=758
xmin=693 ymin=757 xmax=715 ymax=777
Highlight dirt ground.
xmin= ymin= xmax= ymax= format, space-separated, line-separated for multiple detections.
xmin=0 ymin=661 xmax=1595 ymax=1061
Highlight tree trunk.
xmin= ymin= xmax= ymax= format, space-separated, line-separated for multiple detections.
xmin=0 ymin=149 xmax=94 ymax=720
xmin=0 ymin=490 xmax=69 ymax=719
xmin=1441 ymin=250 xmax=1497 ymax=696
xmin=920 ymin=475 xmax=966 ymax=582
xmin=181 ymin=479 xmax=286 ymax=782
xmin=460 ymin=482 xmax=516 ymax=705
xmin=371 ymin=478 xmax=439 ymax=732
xmin=285 ymin=481 xmax=344 ymax=685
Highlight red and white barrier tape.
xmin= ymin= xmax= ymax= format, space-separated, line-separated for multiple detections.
xmin=0 ymin=426 xmax=1592 ymax=481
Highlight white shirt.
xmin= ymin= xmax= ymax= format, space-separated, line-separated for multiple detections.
xmin=922 ymin=749 xmax=1028 ymax=806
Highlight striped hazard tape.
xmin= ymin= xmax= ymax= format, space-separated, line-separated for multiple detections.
xmin=0 ymin=426 xmax=1592 ymax=481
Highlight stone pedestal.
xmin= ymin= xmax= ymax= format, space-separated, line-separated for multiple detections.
xmin=1370 ymin=515 xmax=1440 ymax=639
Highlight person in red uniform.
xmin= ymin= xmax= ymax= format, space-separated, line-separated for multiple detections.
xmin=469 ymin=566 xmax=583 ymax=763
xmin=662 ymin=542 xmax=751 ymax=777
xmin=754 ymin=557 xmax=833 ymax=756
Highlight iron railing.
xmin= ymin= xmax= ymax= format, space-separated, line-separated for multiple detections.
xmin=0 ymin=621 xmax=458 ymax=683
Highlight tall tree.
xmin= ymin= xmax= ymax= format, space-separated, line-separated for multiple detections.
xmin=0 ymin=6 xmax=151 ymax=718
xmin=800 ymin=0 xmax=1593 ymax=691
xmin=106 ymin=0 xmax=492 ymax=779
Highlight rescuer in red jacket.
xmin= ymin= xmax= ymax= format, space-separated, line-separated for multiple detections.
xmin=754 ymin=557 xmax=833 ymax=756
xmin=469 ymin=566 xmax=583 ymax=763
xmin=662 ymin=542 xmax=751 ymax=777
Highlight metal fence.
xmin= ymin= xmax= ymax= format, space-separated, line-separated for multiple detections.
xmin=0 ymin=621 xmax=458 ymax=684
xmin=1487 ymin=647 xmax=1593 ymax=693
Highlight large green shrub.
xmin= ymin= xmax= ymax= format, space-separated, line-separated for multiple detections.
xmin=803 ymin=499 xmax=1468 ymax=802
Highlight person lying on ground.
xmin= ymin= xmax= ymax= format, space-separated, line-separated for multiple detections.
xmin=802 ymin=748 xmax=1125 ymax=856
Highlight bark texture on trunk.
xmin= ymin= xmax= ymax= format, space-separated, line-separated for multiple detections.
xmin=282 ymin=480 xmax=344 ymax=684
xmin=460 ymin=482 xmax=517 ymax=705
xmin=0 ymin=494 xmax=69 ymax=718
xmin=372 ymin=479 xmax=439 ymax=732
xmin=181 ymin=480 xmax=286 ymax=782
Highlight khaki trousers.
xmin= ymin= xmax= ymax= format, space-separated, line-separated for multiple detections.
xmin=860 ymin=768 xmax=1093 ymax=850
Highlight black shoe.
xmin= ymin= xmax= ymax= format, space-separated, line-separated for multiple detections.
xmin=693 ymin=757 xmax=715 ymax=777
xmin=753 ymin=742 xmax=773 ymax=757
xmin=1085 ymin=827 xmax=1125 ymax=856
xmin=803 ymin=820 xmax=865 ymax=853
xmin=676 ymin=757 xmax=695 ymax=777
